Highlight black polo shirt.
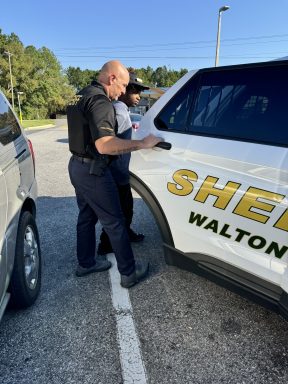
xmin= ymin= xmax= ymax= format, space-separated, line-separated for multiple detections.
xmin=78 ymin=81 xmax=116 ymax=142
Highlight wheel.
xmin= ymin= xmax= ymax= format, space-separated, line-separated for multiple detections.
xmin=9 ymin=211 xmax=41 ymax=308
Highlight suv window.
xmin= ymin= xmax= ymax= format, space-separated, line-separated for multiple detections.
xmin=155 ymin=77 xmax=198 ymax=132
xmin=188 ymin=66 xmax=288 ymax=147
xmin=0 ymin=94 xmax=21 ymax=145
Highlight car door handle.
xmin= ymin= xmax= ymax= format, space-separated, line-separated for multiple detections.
xmin=155 ymin=142 xmax=172 ymax=150
xmin=15 ymin=149 xmax=26 ymax=159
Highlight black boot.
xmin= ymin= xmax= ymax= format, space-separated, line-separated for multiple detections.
xmin=76 ymin=259 xmax=112 ymax=277
xmin=120 ymin=262 xmax=149 ymax=288
xmin=128 ymin=228 xmax=145 ymax=242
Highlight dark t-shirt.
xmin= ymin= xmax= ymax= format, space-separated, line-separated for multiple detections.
xmin=78 ymin=82 xmax=116 ymax=142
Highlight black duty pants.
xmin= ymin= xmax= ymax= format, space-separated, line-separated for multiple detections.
xmin=117 ymin=183 xmax=133 ymax=227
xmin=99 ymin=149 xmax=134 ymax=248
xmin=68 ymin=156 xmax=135 ymax=276
xmin=99 ymin=183 xmax=133 ymax=248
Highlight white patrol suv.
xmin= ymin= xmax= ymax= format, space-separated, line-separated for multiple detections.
xmin=130 ymin=60 xmax=288 ymax=318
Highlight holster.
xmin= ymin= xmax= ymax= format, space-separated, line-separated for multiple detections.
xmin=89 ymin=158 xmax=108 ymax=176
xmin=86 ymin=145 xmax=110 ymax=176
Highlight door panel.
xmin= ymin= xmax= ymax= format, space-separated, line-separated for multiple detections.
xmin=0 ymin=93 xmax=24 ymax=271
xmin=2 ymin=149 xmax=21 ymax=271
xmin=132 ymin=130 xmax=288 ymax=286
xmin=0 ymin=167 xmax=7 ymax=303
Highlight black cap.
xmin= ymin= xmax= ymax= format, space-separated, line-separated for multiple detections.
xmin=128 ymin=73 xmax=150 ymax=90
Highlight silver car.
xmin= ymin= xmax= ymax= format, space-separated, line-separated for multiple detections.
xmin=0 ymin=90 xmax=41 ymax=320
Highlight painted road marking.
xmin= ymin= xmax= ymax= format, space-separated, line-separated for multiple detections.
xmin=108 ymin=253 xmax=148 ymax=384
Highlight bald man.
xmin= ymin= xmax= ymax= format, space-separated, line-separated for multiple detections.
xmin=68 ymin=60 xmax=162 ymax=288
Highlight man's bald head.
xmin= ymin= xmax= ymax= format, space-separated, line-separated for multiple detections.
xmin=99 ymin=60 xmax=128 ymax=81
xmin=98 ymin=60 xmax=129 ymax=100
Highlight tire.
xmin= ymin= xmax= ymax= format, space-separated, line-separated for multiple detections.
xmin=9 ymin=211 xmax=41 ymax=308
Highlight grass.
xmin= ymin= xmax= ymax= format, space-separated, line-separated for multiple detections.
xmin=22 ymin=119 xmax=55 ymax=128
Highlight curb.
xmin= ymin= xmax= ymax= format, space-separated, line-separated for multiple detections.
xmin=24 ymin=124 xmax=55 ymax=130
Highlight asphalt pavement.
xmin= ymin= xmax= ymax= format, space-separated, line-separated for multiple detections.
xmin=0 ymin=120 xmax=288 ymax=384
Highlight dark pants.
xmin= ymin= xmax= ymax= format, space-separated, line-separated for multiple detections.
xmin=68 ymin=156 xmax=135 ymax=276
xmin=99 ymin=183 xmax=134 ymax=248
xmin=117 ymin=183 xmax=133 ymax=227
xmin=99 ymin=143 xmax=134 ymax=249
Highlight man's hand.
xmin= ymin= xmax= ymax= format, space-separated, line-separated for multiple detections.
xmin=140 ymin=134 xmax=164 ymax=149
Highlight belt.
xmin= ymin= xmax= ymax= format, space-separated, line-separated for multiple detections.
xmin=72 ymin=155 xmax=93 ymax=163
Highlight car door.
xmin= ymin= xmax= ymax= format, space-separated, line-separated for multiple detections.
xmin=0 ymin=93 xmax=22 ymax=277
xmin=131 ymin=62 xmax=288 ymax=290
xmin=0 ymin=165 xmax=7 ymax=304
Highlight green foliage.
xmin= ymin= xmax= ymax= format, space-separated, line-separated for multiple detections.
xmin=0 ymin=28 xmax=188 ymax=119
xmin=67 ymin=65 xmax=188 ymax=90
xmin=0 ymin=29 xmax=75 ymax=119
xmin=129 ymin=65 xmax=188 ymax=88
xmin=66 ymin=67 xmax=99 ymax=91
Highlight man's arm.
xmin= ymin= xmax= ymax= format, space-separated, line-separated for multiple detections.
xmin=95 ymin=134 xmax=163 ymax=155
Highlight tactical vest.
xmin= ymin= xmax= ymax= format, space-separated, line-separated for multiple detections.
xmin=66 ymin=84 xmax=110 ymax=157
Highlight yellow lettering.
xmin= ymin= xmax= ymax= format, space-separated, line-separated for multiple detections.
xmin=194 ymin=176 xmax=240 ymax=209
xmin=274 ymin=209 xmax=288 ymax=232
xmin=233 ymin=187 xmax=285 ymax=223
xmin=167 ymin=169 xmax=198 ymax=196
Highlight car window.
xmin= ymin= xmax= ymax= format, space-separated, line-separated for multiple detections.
xmin=155 ymin=77 xmax=198 ymax=132
xmin=0 ymin=94 xmax=21 ymax=146
xmin=187 ymin=66 xmax=288 ymax=147
xmin=130 ymin=114 xmax=142 ymax=122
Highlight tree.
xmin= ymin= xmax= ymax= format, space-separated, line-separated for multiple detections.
xmin=65 ymin=64 xmax=188 ymax=91
xmin=0 ymin=30 xmax=75 ymax=119
xmin=66 ymin=67 xmax=99 ymax=91
xmin=0 ymin=31 xmax=25 ymax=105
xmin=0 ymin=28 xmax=189 ymax=118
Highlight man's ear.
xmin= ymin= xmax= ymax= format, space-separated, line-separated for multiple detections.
xmin=109 ymin=74 xmax=116 ymax=85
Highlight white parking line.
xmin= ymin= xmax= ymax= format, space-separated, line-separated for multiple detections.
xmin=108 ymin=254 xmax=148 ymax=384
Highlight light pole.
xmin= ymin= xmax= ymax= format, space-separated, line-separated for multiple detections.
xmin=4 ymin=51 xmax=15 ymax=109
xmin=215 ymin=5 xmax=230 ymax=67
xmin=17 ymin=92 xmax=24 ymax=124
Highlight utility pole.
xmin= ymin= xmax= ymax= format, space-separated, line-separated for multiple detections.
xmin=17 ymin=92 xmax=24 ymax=124
xmin=4 ymin=51 xmax=15 ymax=109
xmin=215 ymin=6 xmax=230 ymax=67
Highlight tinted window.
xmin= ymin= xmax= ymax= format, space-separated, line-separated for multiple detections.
xmin=188 ymin=66 xmax=288 ymax=146
xmin=0 ymin=94 xmax=21 ymax=145
xmin=155 ymin=77 xmax=197 ymax=131
xmin=130 ymin=114 xmax=142 ymax=122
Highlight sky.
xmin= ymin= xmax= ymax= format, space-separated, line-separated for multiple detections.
xmin=1 ymin=0 xmax=288 ymax=72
